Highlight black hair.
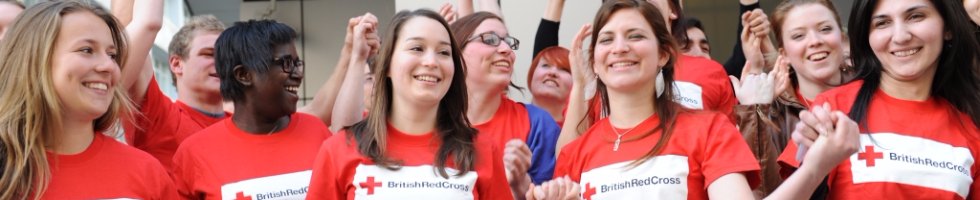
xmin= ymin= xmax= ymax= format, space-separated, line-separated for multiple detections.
xmin=214 ymin=19 xmax=297 ymax=102
xmin=848 ymin=0 xmax=980 ymax=127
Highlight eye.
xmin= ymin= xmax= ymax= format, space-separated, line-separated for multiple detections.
xmin=598 ymin=36 xmax=613 ymax=44
xmin=439 ymin=49 xmax=451 ymax=56
xmin=820 ymin=26 xmax=833 ymax=33
xmin=409 ymin=46 xmax=423 ymax=52
xmin=628 ymin=34 xmax=645 ymax=40
xmin=872 ymin=19 xmax=891 ymax=29
xmin=791 ymin=33 xmax=804 ymax=41
xmin=908 ymin=13 xmax=925 ymax=22
xmin=78 ymin=47 xmax=94 ymax=54
xmin=108 ymin=52 xmax=119 ymax=60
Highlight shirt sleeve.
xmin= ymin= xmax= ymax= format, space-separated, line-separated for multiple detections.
xmin=524 ymin=104 xmax=560 ymax=184
xmin=533 ymin=18 xmax=561 ymax=58
xmin=699 ymin=113 xmax=761 ymax=189
xmin=306 ymin=133 xmax=346 ymax=200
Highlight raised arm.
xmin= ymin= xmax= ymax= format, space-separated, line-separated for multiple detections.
xmin=328 ymin=14 xmax=379 ymax=132
xmin=533 ymin=0 xmax=565 ymax=58
xmin=555 ymin=24 xmax=593 ymax=156
xmin=297 ymin=13 xmax=378 ymax=129
xmin=120 ymin=0 xmax=163 ymax=103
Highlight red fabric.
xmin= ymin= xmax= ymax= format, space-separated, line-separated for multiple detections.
xmin=172 ymin=113 xmax=329 ymax=199
xmin=674 ymin=55 xmax=737 ymax=122
xmin=306 ymin=124 xmax=513 ymax=200
xmin=126 ymin=78 xmax=228 ymax=171
xmin=41 ymin=133 xmax=177 ymax=199
xmin=555 ymin=111 xmax=759 ymax=199
xmin=473 ymin=96 xmax=531 ymax=145
xmin=778 ymin=80 xmax=980 ymax=199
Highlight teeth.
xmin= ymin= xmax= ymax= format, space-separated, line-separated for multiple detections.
xmin=892 ymin=48 xmax=920 ymax=57
xmin=808 ymin=52 xmax=829 ymax=61
xmin=414 ymin=75 xmax=440 ymax=83
xmin=543 ymin=80 xmax=558 ymax=86
xmin=285 ymin=86 xmax=298 ymax=93
xmin=610 ymin=62 xmax=637 ymax=68
xmin=84 ymin=82 xmax=108 ymax=90
xmin=492 ymin=61 xmax=510 ymax=67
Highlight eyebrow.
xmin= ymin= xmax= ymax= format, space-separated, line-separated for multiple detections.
xmin=76 ymin=39 xmax=117 ymax=50
xmin=873 ymin=5 xmax=928 ymax=19
xmin=600 ymin=28 xmax=647 ymax=35
xmin=405 ymin=37 xmax=451 ymax=46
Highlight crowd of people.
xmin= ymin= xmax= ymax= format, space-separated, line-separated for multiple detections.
xmin=0 ymin=0 xmax=978 ymax=199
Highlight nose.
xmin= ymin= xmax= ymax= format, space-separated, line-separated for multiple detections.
xmin=891 ymin=23 xmax=913 ymax=45
xmin=422 ymin=50 xmax=438 ymax=68
xmin=806 ymin=31 xmax=826 ymax=49
xmin=611 ymin=37 xmax=630 ymax=54
xmin=496 ymin=41 xmax=513 ymax=56
xmin=95 ymin=53 xmax=120 ymax=74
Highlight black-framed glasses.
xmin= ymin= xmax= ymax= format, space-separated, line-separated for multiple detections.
xmin=467 ymin=32 xmax=520 ymax=50
xmin=273 ymin=56 xmax=304 ymax=74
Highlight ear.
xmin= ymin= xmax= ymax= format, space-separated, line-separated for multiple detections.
xmin=778 ymin=47 xmax=786 ymax=57
xmin=944 ymin=30 xmax=953 ymax=40
xmin=233 ymin=65 xmax=253 ymax=87
xmin=659 ymin=49 xmax=671 ymax=68
xmin=169 ymin=56 xmax=183 ymax=77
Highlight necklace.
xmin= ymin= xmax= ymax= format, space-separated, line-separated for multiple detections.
xmin=265 ymin=121 xmax=283 ymax=135
xmin=611 ymin=126 xmax=635 ymax=151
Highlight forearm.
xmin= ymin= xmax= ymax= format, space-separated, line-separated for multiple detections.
xmin=458 ymin=0 xmax=475 ymax=17
xmin=764 ymin=164 xmax=828 ymax=200
xmin=299 ymin=46 xmax=353 ymax=126
xmin=555 ymin=84 xmax=588 ymax=156
xmin=329 ymin=54 xmax=367 ymax=132
xmin=477 ymin=0 xmax=503 ymax=18
xmin=122 ymin=0 xmax=163 ymax=100
xmin=542 ymin=0 xmax=564 ymax=21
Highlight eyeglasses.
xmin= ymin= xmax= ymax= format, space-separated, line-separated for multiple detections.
xmin=467 ymin=32 xmax=520 ymax=50
xmin=273 ymin=56 xmax=304 ymax=74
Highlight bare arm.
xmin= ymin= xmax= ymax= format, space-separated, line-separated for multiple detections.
xmin=120 ymin=0 xmax=163 ymax=104
xmin=457 ymin=0 xmax=475 ymax=18
xmin=555 ymin=24 xmax=593 ymax=156
xmin=328 ymin=14 xmax=379 ymax=132
xmin=706 ymin=174 xmax=755 ymax=200
xmin=298 ymin=14 xmax=378 ymax=129
xmin=111 ymin=0 xmax=134 ymax=26
xmin=542 ymin=0 xmax=565 ymax=22
xmin=477 ymin=0 xmax=502 ymax=18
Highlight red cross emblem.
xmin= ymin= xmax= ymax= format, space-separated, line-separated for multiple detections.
xmin=857 ymin=145 xmax=884 ymax=167
xmin=234 ymin=191 xmax=253 ymax=200
xmin=359 ymin=176 xmax=383 ymax=195
xmin=583 ymin=183 xmax=597 ymax=200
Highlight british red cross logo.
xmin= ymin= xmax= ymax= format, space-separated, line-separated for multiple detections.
xmin=234 ymin=191 xmax=253 ymax=200
xmin=857 ymin=145 xmax=884 ymax=167
xmin=359 ymin=176 xmax=383 ymax=195
xmin=583 ymin=183 xmax=596 ymax=200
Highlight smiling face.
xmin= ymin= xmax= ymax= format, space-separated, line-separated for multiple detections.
xmin=868 ymin=0 xmax=946 ymax=83
xmin=461 ymin=19 xmax=515 ymax=89
xmin=51 ymin=11 xmax=121 ymax=121
xmin=593 ymin=8 xmax=669 ymax=94
xmin=779 ymin=3 xmax=845 ymax=85
xmin=388 ymin=17 xmax=456 ymax=107
xmin=249 ymin=42 xmax=302 ymax=117
xmin=682 ymin=27 xmax=710 ymax=59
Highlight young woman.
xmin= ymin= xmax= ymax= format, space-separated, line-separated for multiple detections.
xmin=532 ymin=0 xmax=761 ymax=199
xmin=450 ymin=12 xmax=561 ymax=190
xmin=0 ymin=1 xmax=175 ymax=199
xmin=305 ymin=9 xmax=512 ymax=199
xmin=779 ymin=0 xmax=980 ymax=198
xmin=171 ymin=20 xmax=330 ymax=199
xmin=527 ymin=46 xmax=572 ymax=125
xmin=730 ymin=0 xmax=851 ymax=196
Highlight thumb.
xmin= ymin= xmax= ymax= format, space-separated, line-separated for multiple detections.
xmin=729 ymin=75 xmax=741 ymax=92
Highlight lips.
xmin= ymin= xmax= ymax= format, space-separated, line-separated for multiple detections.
xmin=542 ymin=79 xmax=559 ymax=87
xmin=891 ymin=47 xmax=921 ymax=57
xmin=83 ymin=82 xmax=109 ymax=91
xmin=285 ymin=85 xmax=299 ymax=94
xmin=609 ymin=61 xmax=638 ymax=71
xmin=413 ymin=74 xmax=442 ymax=83
xmin=807 ymin=51 xmax=829 ymax=62
xmin=491 ymin=60 xmax=512 ymax=72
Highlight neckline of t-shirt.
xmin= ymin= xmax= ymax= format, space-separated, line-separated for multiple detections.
xmin=47 ymin=132 xmax=106 ymax=166
xmin=875 ymin=87 xmax=940 ymax=110
xmin=387 ymin=123 xmax=438 ymax=147
xmin=225 ymin=113 xmax=301 ymax=141
xmin=472 ymin=95 xmax=518 ymax=128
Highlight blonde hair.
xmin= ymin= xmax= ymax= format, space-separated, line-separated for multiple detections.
xmin=0 ymin=1 xmax=130 ymax=199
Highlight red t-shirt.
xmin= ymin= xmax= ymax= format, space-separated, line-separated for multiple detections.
xmin=555 ymin=111 xmax=760 ymax=199
xmin=41 ymin=133 xmax=177 ymax=199
xmin=172 ymin=113 xmax=329 ymax=199
xmin=306 ymin=124 xmax=513 ymax=200
xmin=674 ymin=55 xmax=737 ymax=122
xmin=474 ymin=97 xmax=532 ymax=143
xmin=126 ymin=78 xmax=227 ymax=170
xmin=778 ymin=80 xmax=980 ymax=199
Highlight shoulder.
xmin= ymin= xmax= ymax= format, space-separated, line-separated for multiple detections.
xmin=175 ymin=119 xmax=230 ymax=153
xmin=99 ymin=135 xmax=169 ymax=173
xmin=815 ymin=80 xmax=864 ymax=110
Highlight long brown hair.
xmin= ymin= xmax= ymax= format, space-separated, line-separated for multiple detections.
xmin=348 ymin=9 xmax=477 ymax=178
xmin=588 ymin=0 xmax=681 ymax=167
xmin=0 ymin=1 xmax=130 ymax=199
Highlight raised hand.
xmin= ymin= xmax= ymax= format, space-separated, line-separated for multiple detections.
xmin=729 ymin=67 xmax=776 ymax=105
xmin=772 ymin=55 xmax=791 ymax=97
xmin=570 ymin=24 xmax=595 ymax=100
xmin=350 ymin=13 xmax=379 ymax=60
xmin=440 ymin=3 xmax=459 ymax=24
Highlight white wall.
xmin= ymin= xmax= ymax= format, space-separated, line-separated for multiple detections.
xmin=396 ymin=0 xmax=600 ymax=103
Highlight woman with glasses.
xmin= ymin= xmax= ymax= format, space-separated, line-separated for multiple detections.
xmin=450 ymin=12 xmax=562 ymax=197
xmin=171 ymin=20 xmax=330 ymax=199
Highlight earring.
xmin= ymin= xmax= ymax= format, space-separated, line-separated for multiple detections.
xmin=655 ymin=70 xmax=665 ymax=98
